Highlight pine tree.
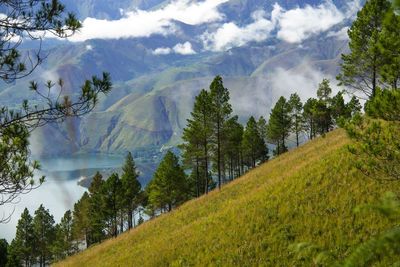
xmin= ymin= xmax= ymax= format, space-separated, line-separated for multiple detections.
xmin=87 ymin=172 xmax=106 ymax=244
xmin=52 ymin=210 xmax=76 ymax=261
xmin=147 ymin=151 xmax=188 ymax=213
xmin=6 ymin=240 xmax=21 ymax=267
xmin=102 ymin=173 xmax=122 ymax=238
xmin=12 ymin=208 xmax=34 ymax=267
xmin=378 ymin=9 xmax=400 ymax=89
xmin=337 ymin=0 xmax=392 ymax=98
xmin=303 ymin=98 xmax=318 ymax=140
xmin=223 ymin=116 xmax=244 ymax=180
xmin=181 ymin=119 xmax=203 ymax=197
xmin=32 ymin=205 xmax=55 ymax=267
xmin=72 ymin=192 xmax=90 ymax=248
xmin=0 ymin=239 xmax=7 ymax=267
xmin=181 ymin=89 xmax=213 ymax=195
xmin=267 ymin=97 xmax=291 ymax=155
xmin=315 ymin=79 xmax=333 ymax=134
xmin=209 ymin=76 xmax=232 ymax=190
xmin=242 ymin=117 xmax=268 ymax=168
xmin=288 ymin=93 xmax=304 ymax=147
xmin=120 ymin=152 xmax=141 ymax=230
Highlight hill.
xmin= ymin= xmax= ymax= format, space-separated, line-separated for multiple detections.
xmin=56 ymin=129 xmax=400 ymax=266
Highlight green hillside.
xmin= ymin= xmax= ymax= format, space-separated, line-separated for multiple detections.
xmin=56 ymin=129 xmax=400 ymax=266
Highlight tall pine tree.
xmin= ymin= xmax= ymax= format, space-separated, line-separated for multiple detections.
xmin=33 ymin=205 xmax=55 ymax=267
xmin=12 ymin=208 xmax=34 ymax=267
xmin=337 ymin=0 xmax=392 ymax=98
xmin=267 ymin=97 xmax=291 ymax=155
xmin=209 ymin=76 xmax=232 ymax=190
xmin=120 ymin=152 xmax=141 ymax=230
xmin=147 ymin=151 xmax=188 ymax=213
xmin=288 ymin=93 xmax=304 ymax=147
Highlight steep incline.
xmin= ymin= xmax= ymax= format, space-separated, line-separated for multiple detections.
xmin=57 ymin=130 xmax=400 ymax=266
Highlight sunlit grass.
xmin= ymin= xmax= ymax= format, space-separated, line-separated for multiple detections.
xmin=56 ymin=129 xmax=400 ymax=266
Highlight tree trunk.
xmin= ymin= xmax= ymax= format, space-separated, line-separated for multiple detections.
xmin=127 ymin=209 xmax=132 ymax=230
xmin=217 ymin=121 xmax=221 ymax=190
xmin=196 ymin=156 xmax=200 ymax=197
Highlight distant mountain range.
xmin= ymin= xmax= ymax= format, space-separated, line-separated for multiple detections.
xmin=0 ymin=0 xmax=361 ymax=156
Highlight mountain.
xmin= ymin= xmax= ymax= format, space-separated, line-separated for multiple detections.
xmin=0 ymin=0 xmax=358 ymax=156
xmin=55 ymin=129 xmax=400 ymax=266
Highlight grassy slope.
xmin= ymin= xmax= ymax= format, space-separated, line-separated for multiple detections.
xmin=57 ymin=130 xmax=400 ymax=266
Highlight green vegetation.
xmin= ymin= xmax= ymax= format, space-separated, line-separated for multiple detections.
xmin=55 ymin=129 xmax=400 ymax=266
xmin=337 ymin=0 xmax=399 ymax=97
xmin=0 ymin=0 xmax=111 ymax=216
xmin=146 ymin=151 xmax=190 ymax=213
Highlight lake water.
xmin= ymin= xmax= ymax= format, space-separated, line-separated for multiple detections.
xmin=0 ymin=154 xmax=125 ymax=242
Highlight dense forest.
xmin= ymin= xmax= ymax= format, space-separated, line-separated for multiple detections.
xmin=0 ymin=0 xmax=399 ymax=266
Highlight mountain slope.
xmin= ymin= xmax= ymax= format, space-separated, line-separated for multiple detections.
xmin=57 ymin=129 xmax=400 ymax=266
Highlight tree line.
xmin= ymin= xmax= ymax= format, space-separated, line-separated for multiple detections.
xmin=180 ymin=76 xmax=361 ymax=198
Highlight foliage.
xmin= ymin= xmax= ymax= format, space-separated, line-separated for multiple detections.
xmin=72 ymin=192 xmax=90 ymax=247
xmin=209 ymin=75 xmax=233 ymax=189
xmin=120 ymin=152 xmax=142 ymax=229
xmin=337 ymin=0 xmax=392 ymax=98
xmin=11 ymin=208 xmax=34 ymax=266
xmin=87 ymin=173 xmax=106 ymax=245
xmin=180 ymin=89 xmax=213 ymax=195
xmin=378 ymin=10 xmax=400 ymax=89
xmin=52 ymin=210 xmax=76 ymax=261
xmin=222 ymin=116 xmax=244 ymax=181
xmin=346 ymin=88 xmax=400 ymax=181
xmin=267 ymin=96 xmax=291 ymax=155
xmin=242 ymin=116 xmax=268 ymax=168
xmin=33 ymin=204 xmax=55 ymax=266
xmin=0 ymin=0 xmax=112 ymax=213
xmin=0 ymin=239 xmax=7 ymax=267
xmin=288 ymin=93 xmax=304 ymax=147
xmin=101 ymin=173 xmax=122 ymax=238
xmin=146 ymin=151 xmax=188 ymax=213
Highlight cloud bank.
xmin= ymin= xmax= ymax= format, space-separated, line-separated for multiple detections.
xmin=201 ymin=0 xmax=359 ymax=51
xmin=68 ymin=0 xmax=229 ymax=42
xmin=275 ymin=1 xmax=345 ymax=43
xmin=201 ymin=10 xmax=278 ymax=51
xmin=63 ymin=0 xmax=361 ymax=51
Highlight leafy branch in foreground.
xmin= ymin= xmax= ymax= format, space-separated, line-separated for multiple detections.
xmin=0 ymin=1 xmax=112 ymax=218
xmin=0 ymin=0 xmax=82 ymax=82
xmin=0 ymin=72 xmax=112 ymax=212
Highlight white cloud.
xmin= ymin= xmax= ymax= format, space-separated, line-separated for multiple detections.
xmin=327 ymin=26 xmax=349 ymax=40
xmin=200 ymin=0 xmax=361 ymax=51
xmin=201 ymin=9 xmax=277 ymax=51
xmin=275 ymin=1 xmax=345 ymax=43
xmin=173 ymin=42 xmax=196 ymax=55
xmin=153 ymin=47 xmax=173 ymax=55
xmin=153 ymin=41 xmax=196 ymax=55
xmin=68 ymin=0 xmax=228 ymax=42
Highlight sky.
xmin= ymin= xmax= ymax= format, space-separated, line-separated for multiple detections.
xmin=59 ymin=0 xmax=362 ymax=54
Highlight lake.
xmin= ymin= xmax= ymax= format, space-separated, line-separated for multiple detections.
xmin=1 ymin=154 xmax=125 ymax=242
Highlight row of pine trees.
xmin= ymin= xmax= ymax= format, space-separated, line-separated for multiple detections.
xmin=180 ymin=77 xmax=361 ymax=197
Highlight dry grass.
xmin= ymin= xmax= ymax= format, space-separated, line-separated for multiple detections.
xmin=56 ymin=129 xmax=400 ymax=266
